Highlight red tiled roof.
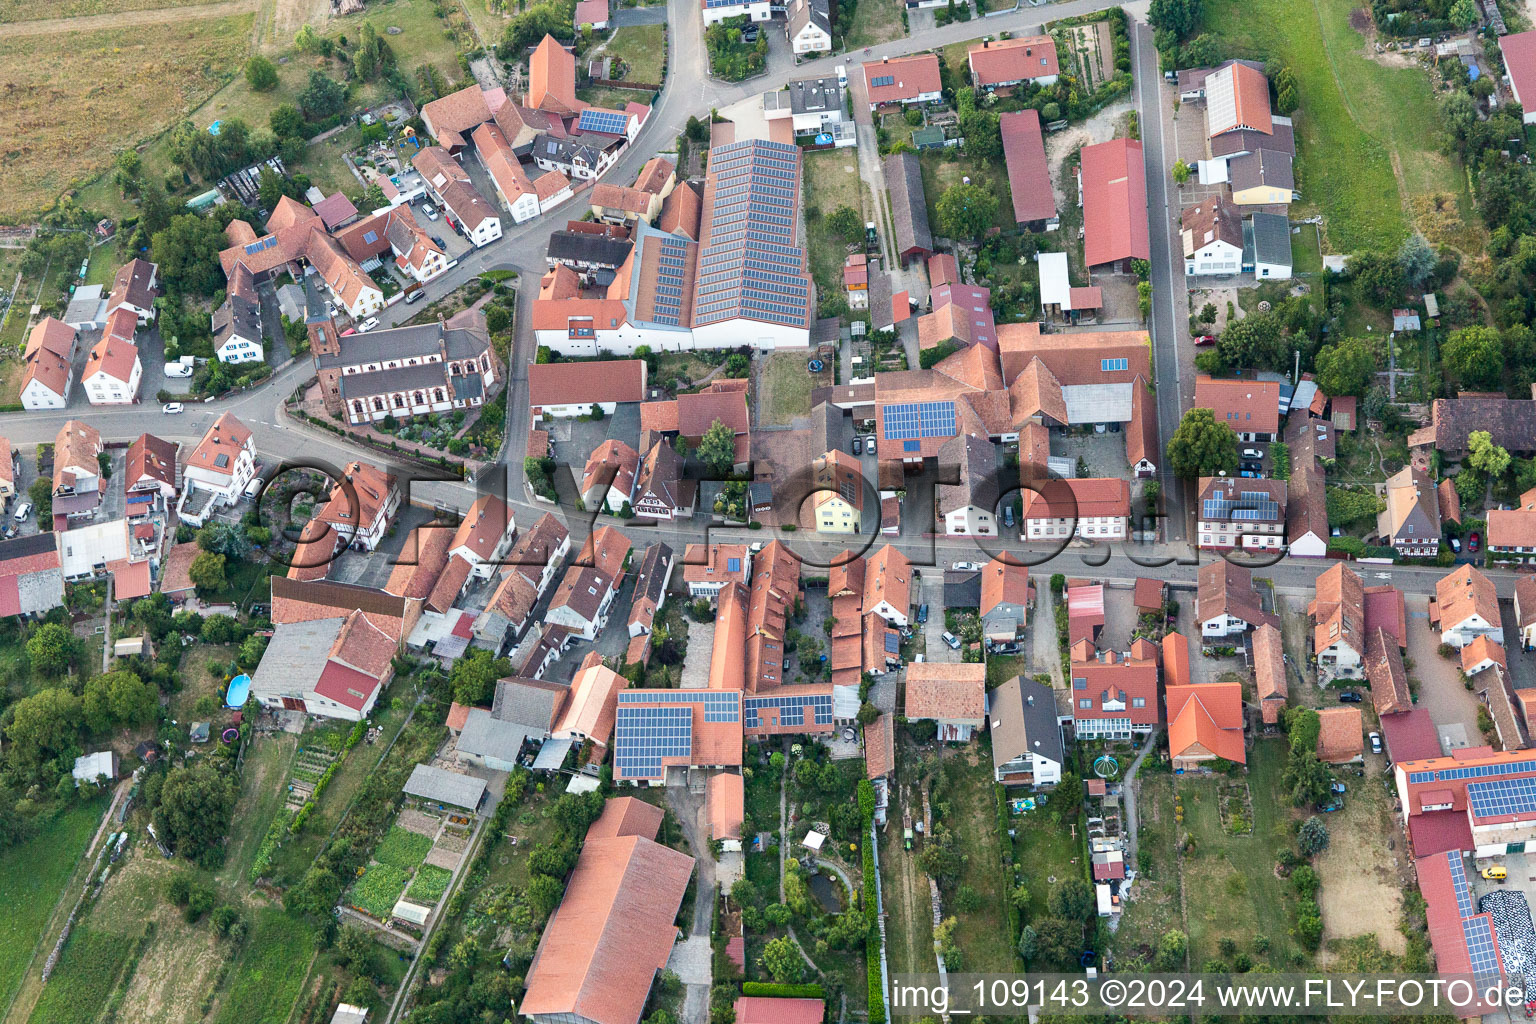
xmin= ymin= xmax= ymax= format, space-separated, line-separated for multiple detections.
xmin=1080 ymin=138 xmax=1149 ymax=267
xmin=1379 ymin=708 xmax=1441 ymax=763
xmin=530 ymin=34 xmax=582 ymax=116
xmin=969 ymin=35 xmax=1059 ymax=87
xmin=1195 ymin=375 xmax=1280 ymax=437
xmin=1167 ymin=682 xmax=1246 ymax=763
xmin=735 ymin=997 xmax=824 ymax=1024
xmin=904 ymin=662 xmax=986 ymax=723
xmin=1315 ymin=706 xmax=1363 ymax=763
xmin=862 ymin=54 xmax=942 ymax=105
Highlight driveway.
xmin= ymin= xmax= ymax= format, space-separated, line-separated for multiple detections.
xmin=665 ymin=781 xmax=715 ymax=1024
xmin=611 ymin=5 xmax=667 ymax=25
xmin=1404 ymin=594 xmax=1483 ymax=752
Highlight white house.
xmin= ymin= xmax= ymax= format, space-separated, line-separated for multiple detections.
xmin=1197 ymin=561 xmax=1277 ymax=638
xmin=105 ymin=259 xmax=159 ymax=324
xmin=213 ymin=263 xmax=264 ymax=364
xmin=545 ymin=566 xmax=618 ymax=640
xmin=82 ymin=312 xmax=141 ymax=406
xmin=702 ymin=0 xmax=771 ymax=25
xmin=177 ymin=413 xmax=258 ymax=527
xmin=1435 ymin=565 xmax=1503 ymax=649
xmin=21 ymin=317 xmax=76 ymax=411
xmin=863 ymin=546 xmax=910 ymax=628
xmin=449 ymin=495 xmax=516 ymax=579
xmin=988 ymin=677 xmax=1065 ymax=787
xmin=1020 ymin=479 xmax=1132 ymax=542
xmin=474 ymin=123 xmax=543 ymax=225
xmin=786 ymin=0 xmax=832 ymax=54
xmin=249 ymin=612 xmax=394 ymax=722
xmin=313 ymin=461 xmax=400 ymax=552
xmin=1181 ymin=198 xmax=1244 ymax=277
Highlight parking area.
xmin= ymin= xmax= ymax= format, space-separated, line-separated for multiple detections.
xmin=1098 ymin=585 xmax=1139 ymax=650
xmin=547 ymin=405 xmax=643 ymax=489
xmin=920 ymin=573 xmax=959 ymax=663
xmin=331 ymin=503 xmax=443 ymax=589
xmin=1404 ymin=595 xmax=1485 ymax=753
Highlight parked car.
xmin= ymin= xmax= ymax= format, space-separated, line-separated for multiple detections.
xmin=852 ymin=436 xmax=862 ymax=455
xmin=1338 ymin=690 xmax=1364 ymax=703
xmin=164 ymin=358 xmax=194 ymax=378
xmin=1331 ymin=781 xmax=1347 ymax=794
xmin=162 ymin=403 xmax=184 ymax=415
xmin=916 ymin=604 xmax=929 ymax=624
xmin=1483 ymin=865 xmax=1509 ymax=881
xmin=421 ymin=204 xmax=438 ymax=221
xmin=430 ymin=236 xmax=447 ymax=249
xmin=990 ymin=642 xmax=1021 ymax=655
xmin=1469 ymin=531 xmax=1481 ymax=552
xmin=1369 ymin=731 xmax=1383 ymax=754
xmin=1195 ymin=334 xmax=1216 ymax=346
xmin=1450 ymin=536 xmax=1462 ymax=553
xmin=1240 ymin=460 xmax=1263 ymax=472
xmin=951 ymin=561 xmax=981 ymax=571
xmin=1242 ymin=448 xmax=1264 ymax=459
xmin=12 ymin=502 xmax=30 ymax=522
xmin=941 ymin=631 xmax=961 ymax=650
xmin=358 ymin=317 xmax=380 ymax=333
xmin=1003 ymin=506 xmax=1015 ymax=528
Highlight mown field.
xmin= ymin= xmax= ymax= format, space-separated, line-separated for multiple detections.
xmin=0 ymin=0 xmax=231 ymax=23
xmin=1203 ymin=0 xmax=1475 ymax=254
xmin=0 ymin=13 xmax=253 ymax=220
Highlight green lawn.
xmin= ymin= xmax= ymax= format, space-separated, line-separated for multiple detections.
xmin=0 ymin=800 xmax=104 ymax=1012
xmin=1177 ymin=739 xmax=1298 ymax=967
xmin=920 ymin=151 xmax=1017 ymax=238
xmin=216 ymin=731 xmax=296 ymax=888
xmin=986 ymin=654 xmax=1029 ymax=690
xmin=604 ymin=24 xmax=665 ymax=85
xmin=212 ymin=909 xmax=315 ymax=1024
xmin=936 ymin=750 xmax=1017 ymax=972
xmin=844 ymin=0 xmax=906 ymax=48
xmin=24 ymin=927 xmax=140 ymax=1024
xmin=1203 ymin=0 xmax=1471 ymax=253
xmin=803 ymin=149 xmax=867 ymax=322
xmin=1108 ymin=772 xmax=1182 ymax=962
xmin=758 ymin=350 xmax=815 ymax=427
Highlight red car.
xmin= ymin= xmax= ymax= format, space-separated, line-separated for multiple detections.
xmin=1195 ymin=335 xmax=1216 ymax=346
xmin=1469 ymin=531 xmax=1481 ymax=553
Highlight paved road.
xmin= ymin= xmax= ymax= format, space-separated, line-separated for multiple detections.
xmin=1130 ymin=17 xmax=1192 ymax=543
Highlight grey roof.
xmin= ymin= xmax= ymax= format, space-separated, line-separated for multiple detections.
xmin=788 ymin=74 xmax=840 ymax=114
xmin=943 ymin=569 xmax=981 ymax=608
xmin=492 ymin=676 xmax=568 ymax=730
xmin=989 ymin=675 xmax=1065 ymax=774
xmin=329 ymin=1006 xmax=370 ymax=1024
xmin=787 ymin=0 xmax=832 ymax=43
xmin=317 ymin=322 xmax=487 ymax=370
xmin=64 ymin=285 xmax=106 ymax=328
xmin=0 ymin=531 xmax=61 ymax=569
xmin=1210 ymin=122 xmax=1295 ymax=159
xmin=212 ymin=291 xmax=262 ymax=352
xmin=403 ymin=763 xmax=486 ymax=808
xmin=303 ymin=275 xmax=331 ymax=325
xmin=451 ymin=373 xmax=484 ymax=401
xmin=340 ymin=362 xmax=455 ymax=400
xmin=883 ymin=152 xmax=932 ymax=256
xmin=749 ymin=481 xmax=774 ymax=508
xmin=457 ymin=708 xmax=530 ymax=763
xmin=547 ymin=231 xmax=633 ymax=268
xmin=250 ymin=618 xmax=344 ymax=699
xmin=536 ymin=133 xmax=609 ymax=168
xmin=631 ymin=542 xmax=673 ymax=607
xmin=636 ymin=442 xmax=690 ymax=510
xmin=276 ymin=283 xmax=306 ymax=322
xmin=1229 ymin=148 xmax=1294 ymax=192
xmin=1249 ymin=212 xmax=1291 ymax=268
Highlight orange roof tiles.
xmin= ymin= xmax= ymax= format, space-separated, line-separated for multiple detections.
xmin=968 ymin=35 xmax=1059 ymax=88
xmin=1162 ymin=630 xmax=1190 ymax=688
xmin=530 ymin=34 xmax=582 ymax=115
xmin=1167 ymin=682 xmax=1245 ymax=763
xmin=450 ymin=494 xmax=514 ymax=563
xmin=1252 ymin=623 xmax=1286 ymax=724
xmin=979 ymin=558 xmax=1028 ymax=617
xmin=586 ymin=795 xmax=664 ymax=840
xmin=1435 ymin=565 xmax=1500 ymax=634
xmin=865 ymin=713 xmax=895 ymax=780
xmin=863 ymin=54 xmax=942 ymax=106
xmin=1316 ymin=707 xmax=1364 ymax=763
xmin=1195 ymin=375 xmax=1281 ymax=437
xmin=904 ymin=662 xmax=986 ymax=723
xmin=1080 ymin=138 xmax=1149 ymax=268
xmin=707 ymin=772 xmax=744 ymax=840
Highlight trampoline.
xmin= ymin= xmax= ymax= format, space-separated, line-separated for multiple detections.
xmin=225 ymin=674 xmax=252 ymax=709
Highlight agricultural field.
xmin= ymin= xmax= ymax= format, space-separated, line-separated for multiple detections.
xmin=1203 ymin=0 xmax=1475 ymax=254
xmin=374 ymin=825 xmax=433 ymax=870
xmin=24 ymin=927 xmax=142 ymax=1024
xmin=0 ymin=13 xmax=252 ymax=220
xmin=406 ymin=864 xmax=453 ymax=904
xmin=0 ymin=0 xmax=231 ymax=23
xmin=0 ymin=801 xmax=104 ymax=1014
xmin=349 ymin=863 xmax=411 ymax=918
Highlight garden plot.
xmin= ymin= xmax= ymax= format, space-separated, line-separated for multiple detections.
xmin=344 ymin=825 xmax=434 ymax=920
xmin=285 ymin=744 xmax=339 ymax=812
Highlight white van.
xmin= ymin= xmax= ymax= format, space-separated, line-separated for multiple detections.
xmin=13 ymin=501 xmax=31 ymax=522
xmin=243 ymin=476 xmax=264 ymax=501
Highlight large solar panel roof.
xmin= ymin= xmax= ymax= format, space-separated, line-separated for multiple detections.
xmin=743 ymin=693 xmax=833 ymax=728
xmin=578 ymin=109 xmax=630 ymax=135
xmin=1464 ymin=916 xmax=1502 ymax=979
xmin=1468 ymin=776 xmax=1536 ymax=819
xmin=883 ymin=401 xmax=957 ymax=441
xmin=1408 ymin=753 xmax=1536 ymax=784
xmin=614 ymin=704 xmax=692 ymax=778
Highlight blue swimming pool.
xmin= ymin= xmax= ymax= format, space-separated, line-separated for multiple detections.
xmin=225 ymin=674 xmax=251 ymax=708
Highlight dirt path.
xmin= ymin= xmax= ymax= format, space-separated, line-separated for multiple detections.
xmin=0 ymin=0 xmax=257 ymax=36
xmin=1314 ymin=758 xmax=1408 ymax=959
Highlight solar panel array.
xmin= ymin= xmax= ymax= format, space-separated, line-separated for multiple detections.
xmin=695 ymin=140 xmax=810 ymax=328
xmin=578 ymin=108 xmax=631 ymax=135
xmin=243 ymin=236 xmax=279 ymax=255
xmin=617 ymin=689 xmax=740 ymax=721
xmin=614 ymin=704 xmax=692 ymax=778
xmin=1201 ymin=490 xmax=1281 ymax=523
xmin=871 ymin=74 xmax=895 ymax=87
xmin=743 ymin=693 xmax=834 ymax=729
xmin=883 ymin=401 xmax=957 ymax=440
xmin=1465 ymin=916 xmax=1502 ymax=979
xmin=1448 ymin=852 xmax=1474 ymax=918
xmin=1468 ymin=777 xmax=1536 ymax=819
xmin=652 ymin=236 xmax=693 ymax=326
xmin=1408 ymin=754 xmax=1536 ymax=784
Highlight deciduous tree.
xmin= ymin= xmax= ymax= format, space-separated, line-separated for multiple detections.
xmin=936 ymin=183 xmax=998 ymax=241
xmin=245 ymin=55 xmax=279 ymax=91
xmin=1166 ymin=407 xmax=1238 ymax=479
xmin=155 ymin=756 xmax=240 ymax=868
xmin=1314 ymin=337 xmax=1376 ymax=397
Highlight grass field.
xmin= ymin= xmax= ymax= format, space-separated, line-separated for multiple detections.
xmin=24 ymin=927 xmax=140 ymax=1024
xmin=604 ymin=23 xmax=665 ymax=84
xmin=920 ymin=152 xmax=1016 ymax=238
xmin=1109 ymin=772 xmax=1183 ymax=962
xmin=1177 ymin=739 xmax=1298 ymax=967
xmin=985 ymin=654 xmax=1028 ymax=690
xmin=0 ymin=13 xmax=252 ymax=220
xmin=803 ymin=149 xmax=867 ymax=321
xmin=937 ymin=749 xmax=1016 ymax=972
xmin=844 ymin=0 xmax=905 ymax=48
xmin=216 ymin=731 xmax=297 ymax=888
xmin=1203 ymin=0 xmax=1473 ymax=254
xmin=757 ymin=350 xmax=814 ymax=426
xmin=0 ymin=0 xmax=229 ymax=23
xmin=0 ymin=801 xmax=103 ymax=1014
xmin=212 ymin=908 xmax=315 ymax=1024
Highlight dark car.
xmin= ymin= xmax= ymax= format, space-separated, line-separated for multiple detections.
xmin=852 ymin=436 xmax=863 ymax=456
xmin=916 ymin=603 xmax=929 ymax=624
xmin=1338 ymin=691 xmax=1364 ymax=704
